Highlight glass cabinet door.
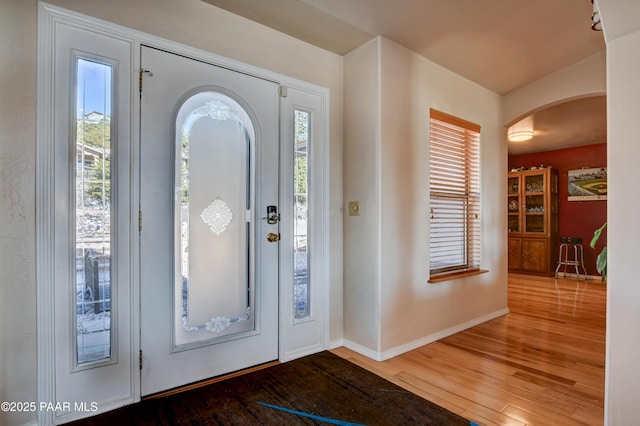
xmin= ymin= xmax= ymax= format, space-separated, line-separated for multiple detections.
xmin=508 ymin=176 xmax=519 ymax=195
xmin=508 ymin=175 xmax=520 ymax=233
xmin=524 ymin=173 xmax=545 ymax=233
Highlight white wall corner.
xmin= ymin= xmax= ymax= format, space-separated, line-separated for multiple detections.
xmin=342 ymin=339 xmax=385 ymax=362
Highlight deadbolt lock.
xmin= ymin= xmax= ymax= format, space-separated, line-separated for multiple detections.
xmin=267 ymin=232 xmax=280 ymax=242
xmin=263 ymin=205 xmax=280 ymax=224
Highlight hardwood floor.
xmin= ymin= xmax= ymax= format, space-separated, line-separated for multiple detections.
xmin=332 ymin=273 xmax=606 ymax=426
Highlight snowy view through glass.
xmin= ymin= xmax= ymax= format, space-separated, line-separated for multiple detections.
xmin=294 ymin=110 xmax=310 ymax=319
xmin=75 ymin=59 xmax=112 ymax=364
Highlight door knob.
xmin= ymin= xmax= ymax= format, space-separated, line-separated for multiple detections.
xmin=267 ymin=232 xmax=280 ymax=242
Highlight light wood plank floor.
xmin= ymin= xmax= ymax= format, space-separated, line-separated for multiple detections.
xmin=332 ymin=273 xmax=606 ymax=426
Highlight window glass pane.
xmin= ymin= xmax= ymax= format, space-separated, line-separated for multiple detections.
xmin=429 ymin=110 xmax=481 ymax=277
xmin=75 ymin=58 xmax=113 ymax=364
xmin=294 ymin=110 xmax=310 ymax=319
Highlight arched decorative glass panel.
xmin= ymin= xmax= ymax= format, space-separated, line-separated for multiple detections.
xmin=173 ymin=90 xmax=256 ymax=349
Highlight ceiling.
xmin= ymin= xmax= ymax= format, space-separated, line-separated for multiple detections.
xmin=202 ymin=0 xmax=607 ymax=154
xmin=508 ymin=96 xmax=606 ymax=155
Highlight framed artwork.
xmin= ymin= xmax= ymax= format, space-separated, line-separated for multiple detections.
xmin=568 ymin=167 xmax=607 ymax=201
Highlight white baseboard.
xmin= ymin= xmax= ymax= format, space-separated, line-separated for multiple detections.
xmin=328 ymin=339 xmax=344 ymax=350
xmin=343 ymin=307 xmax=510 ymax=361
xmin=342 ymin=339 xmax=385 ymax=361
xmin=281 ymin=343 xmax=325 ymax=362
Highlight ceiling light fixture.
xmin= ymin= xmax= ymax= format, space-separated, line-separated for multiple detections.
xmin=591 ymin=0 xmax=602 ymax=31
xmin=507 ymin=116 xmax=534 ymax=142
xmin=507 ymin=130 xmax=534 ymax=142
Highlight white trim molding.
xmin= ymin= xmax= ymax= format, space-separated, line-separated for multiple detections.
xmin=36 ymin=4 xmax=57 ymax=425
xmin=344 ymin=308 xmax=510 ymax=361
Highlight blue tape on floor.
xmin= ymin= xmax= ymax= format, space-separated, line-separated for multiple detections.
xmin=470 ymin=421 xmax=481 ymax=426
xmin=257 ymin=401 xmax=366 ymax=426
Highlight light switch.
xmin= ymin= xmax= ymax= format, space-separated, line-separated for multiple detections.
xmin=348 ymin=201 xmax=359 ymax=216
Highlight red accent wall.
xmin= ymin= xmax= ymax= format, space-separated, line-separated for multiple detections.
xmin=509 ymin=144 xmax=607 ymax=277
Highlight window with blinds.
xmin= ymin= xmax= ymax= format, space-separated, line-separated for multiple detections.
xmin=428 ymin=109 xmax=482 ymax=281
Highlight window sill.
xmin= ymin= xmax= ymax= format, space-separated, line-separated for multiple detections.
xmin=428 ymin=268 xmax=489 ymax=284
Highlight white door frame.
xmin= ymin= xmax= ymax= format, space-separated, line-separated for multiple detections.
xmin=37 ymin=3 xmax=330 ymax=424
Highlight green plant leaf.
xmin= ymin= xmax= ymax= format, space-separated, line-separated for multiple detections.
xmin=596 ymin=246 xmax=607 ymax=281
xmin=590 ymin=222 xmax=607 ymax=249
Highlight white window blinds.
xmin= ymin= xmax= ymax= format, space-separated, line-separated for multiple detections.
xmin=429 ymin=109 xmax=481 ymax=278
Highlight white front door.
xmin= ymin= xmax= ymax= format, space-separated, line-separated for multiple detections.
xmin=139 ymin=46 xmax=280 ymax=396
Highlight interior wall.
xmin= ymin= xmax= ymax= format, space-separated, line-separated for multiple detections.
xmin=503 ymin=52 xmax=606 ymax=125
xmin=1 ymin=1 xmax=344 ymax=425
xmin=343 ymin=38 xmax=382 ymax=352
xmin=343 ymin=36 xmax=508 ymax=359
xmin=0 ymin=1 xmax=38 ymax=426
xmin=509 ymin=144 xmax=607 ymax=277
xmin=378 ymin=38 xmax=507 ymax=354
xmin=600 ymin=2 xmax=640 ymax=422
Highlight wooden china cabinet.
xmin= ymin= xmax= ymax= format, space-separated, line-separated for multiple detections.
xmin=507 ymin=168 xmax=559 ymax=275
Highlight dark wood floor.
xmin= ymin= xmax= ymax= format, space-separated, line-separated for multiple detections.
xmin=332 ymin=273 xmax=606 ymax=425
